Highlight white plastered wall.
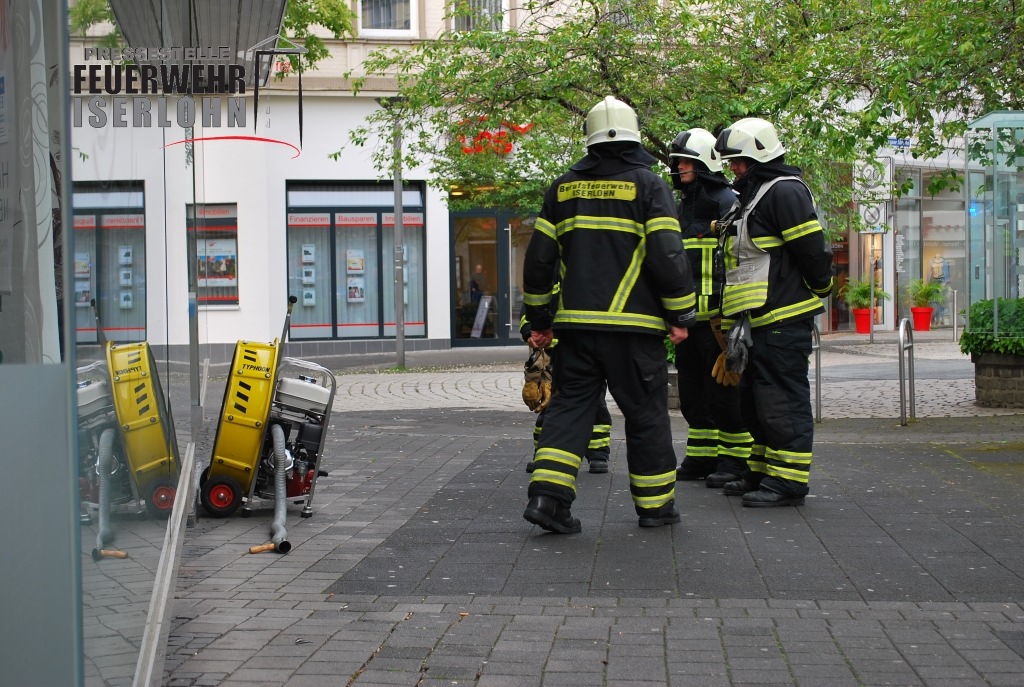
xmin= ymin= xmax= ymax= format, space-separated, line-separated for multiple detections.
xmin=70 ymin=93 xmax=453 ymax=347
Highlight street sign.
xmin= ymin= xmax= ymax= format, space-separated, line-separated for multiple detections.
xmin=859 ymin=202 xmax=887 ymax=232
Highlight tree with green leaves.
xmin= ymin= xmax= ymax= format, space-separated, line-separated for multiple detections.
xmin=347 ymin=0 xmax=1023 ymax=231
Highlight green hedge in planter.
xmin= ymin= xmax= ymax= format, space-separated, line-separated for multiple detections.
xmin=959 ymin=298 xmax=1024 ymax=357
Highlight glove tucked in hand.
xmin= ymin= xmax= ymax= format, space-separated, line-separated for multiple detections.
xmin=725 ymin=313 xmax=753 ymax=376
xmin=711 ymin=351 xmax=741 ymax=386
xmin=522 ymin=348 xmax=553 ymax=412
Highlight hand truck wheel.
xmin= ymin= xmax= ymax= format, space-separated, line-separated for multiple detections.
xmin=200 ymin=475 xmax=243 ymax=518
xmin=145 ymin=477 xmax=177 ymax=519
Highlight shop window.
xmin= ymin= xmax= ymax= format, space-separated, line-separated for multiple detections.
xmin=72 ymin=183 xmax=147 ymax=344
xmin=186 ymin=204 xmax=239 ymax=306
xmin=286 ymin=182 xmax=426 ymax=340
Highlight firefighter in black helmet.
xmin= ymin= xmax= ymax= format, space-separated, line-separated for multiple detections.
xmin=713 ymin=117 xmax=834 ymax=507
xmin=668 ymin=128 xmax=754 ymax=488
xmin=521 ymin=96 xmax=696 ymax=533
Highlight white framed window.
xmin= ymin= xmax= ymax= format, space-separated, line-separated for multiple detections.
xmin=453 ymin=0 xmax=504 ymax=32
xmin=360 ymin=0 xmax=416 ymax=37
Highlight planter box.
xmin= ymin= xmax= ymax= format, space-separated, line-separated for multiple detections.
xmin=971 ymin=352 xmax=1024 ymax=408
xmin=667 ymin=368 xmax=679 ymax=411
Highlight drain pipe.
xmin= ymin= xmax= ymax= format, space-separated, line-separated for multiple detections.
xmin=269 ymin=423 xmax=292 ymax=554
xmin=92 ymin=428 xmax=126 ymax=560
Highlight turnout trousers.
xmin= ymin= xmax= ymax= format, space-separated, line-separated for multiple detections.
xmin=675 ymin=323 xmax=752 ymax=476
xmin=739 ymin=318 xmax=815 ymax=497
xmin=534 ymin=389 xmax=612 ymax=459
xmin=528 ymin=330 xmax=677 ymax=517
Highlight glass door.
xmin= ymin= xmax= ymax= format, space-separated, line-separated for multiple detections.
xmin=451 ymin=212 xmax=534 ymax=345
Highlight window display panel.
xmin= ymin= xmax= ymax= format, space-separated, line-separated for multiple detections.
xmin=335 ymin=214 xmax=380 ymax=338
xmin=187 ymin=204 xmax=239 ymax=305
xmin=72 ymin=185 xmax=147 ymax=344
xmin=99 ymin=214 xmax=147 ymax=341
xmin=287 ymin=213 xmax=333 ymax=339
xmin=382 ymin=213 xmax=425 ymax=337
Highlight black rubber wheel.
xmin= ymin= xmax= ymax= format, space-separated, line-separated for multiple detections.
xmin=200 ymin=475 xmax=243 ymax=518
xmin=145 ymin=478 xmax=177 ymax=519
xmin=199 ymin=465 xmax=210 ymax=487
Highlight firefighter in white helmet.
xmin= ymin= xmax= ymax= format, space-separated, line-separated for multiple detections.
xmin=521 ymin=96 xmax=696 ymax=532
xmin=668 ymin=128 xmax=754 ymax=489
xmin=713 ymin=117 xmax=834 ymax=507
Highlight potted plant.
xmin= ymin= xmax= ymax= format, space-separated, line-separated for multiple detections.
xmin=959 ymin=297 xmax=1024 ymax=407
xmin=905 ymin=278 xmax=946 ymax=331
xmin=839 ymin=278 xmax=891 ymax=334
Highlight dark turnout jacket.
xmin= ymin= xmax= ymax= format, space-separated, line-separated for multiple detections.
xmin=522 ymin=143 xmax=696 ymax=335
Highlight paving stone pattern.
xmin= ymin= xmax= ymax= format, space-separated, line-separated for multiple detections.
xmin=156 ymin=331 xmax=1024 ymax=686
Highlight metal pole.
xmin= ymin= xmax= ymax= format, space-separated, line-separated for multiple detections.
xmin=953 ymin=289 xmax=959 ymax=341
xmin=392 ymin=116 xmax=405 ymax=369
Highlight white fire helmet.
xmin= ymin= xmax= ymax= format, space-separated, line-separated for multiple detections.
xmin=670 ymin=128 xmax=723 ymax=173
xmin=714 ymin=117 xmax=785 ymax=163
xmin=584 ymin=96 xmax=641 ymax=147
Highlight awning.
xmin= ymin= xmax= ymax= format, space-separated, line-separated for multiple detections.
xmin=107 ymin=0 xmax=290 ymax=87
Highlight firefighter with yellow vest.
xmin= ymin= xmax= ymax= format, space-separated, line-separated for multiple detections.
xmin=668 ymin=128 xmax=754 ymax=488
xmin=521 ymin=96 xmax=696 ymax=533
xmin=713 ymin=118 xmax=834 ymax=507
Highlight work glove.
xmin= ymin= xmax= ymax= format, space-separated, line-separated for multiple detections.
xmin=522 ymin=348 xmax=553 ymax=412
xmin=711 ymin=351 xmax=741 ymax=386
xmin=725 ymin=313 xmax=753 ymax=376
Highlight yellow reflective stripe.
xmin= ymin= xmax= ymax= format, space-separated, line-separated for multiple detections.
xmin=523 ymin=291 xmax=553 ymax=306
xmin=747 ymin=459 xmax=768 ymax=473
xmin=782 ymin=219 xmax=823 ymax=242
xmin=635 ymin=492 xmax=675 ymax=509
xmin=530 ymin=470 xmax=578 ymax=491
xmin=661 ymin=292 xmax=696 ymax=311
xmin=749 ymin=296 xmax=823 ymax=327
xmin=610 ymin=239 xmax=646 ymax=312
xmin=535 ymin=447 xmax=582 ymax=468
xmin=555 ymin=215 xmax=644 ymax=237
xmin=771 ymin=450 xmax=812 ymax=466
xmin=646 ymin=216 xmax=680 ymax=233
xmin=686 ymin=447 xmax=717 ymax=458
xmin=593 ymin=424 xmax=611 ymax=434
xmin=765 ymin=465 xmax=810 ymax=483
xmin=687 ymin=428 xmax=718 ymax=440
xmin=752 ymin=235 xmax=784 ymax=249
xmin=588 ymin=438 xmax=611 ymax=449
xmin=719 ymin=430 xmax=752 ymax=443
xmin=718 ymin=446 xmax=752 ymax=459
xmin=554 ymin=310 xmax=668 ymax=331
xmin=809 ymin=277 xmax=835 ymax=297
xmin=534 ymin=217 xmax=557 ymax=240
xmin=723 ymin=283 xmax=768 ymax=312
xmin=629 ymin=471 xmax=677 ymax=488
xmin=683 ymin=237 xmax=718 ymax=248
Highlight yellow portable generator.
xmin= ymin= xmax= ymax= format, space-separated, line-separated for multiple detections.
xmin=199 ymin=298 xmax=336 ymax=551
xmin=76 ymin=310 xmax=180 ymax=557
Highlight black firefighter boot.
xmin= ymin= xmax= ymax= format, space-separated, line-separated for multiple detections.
xmin=523 ymin=495 xmax=582 ymax=534
xmin=586 ymin=450 xmax=610 ymax=474
xmin=638 ymin=502 xmax=681 ymax=528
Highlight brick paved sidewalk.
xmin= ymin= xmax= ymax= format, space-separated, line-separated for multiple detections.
xmin=162 ymin=404 xmax=1024 ymax=687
